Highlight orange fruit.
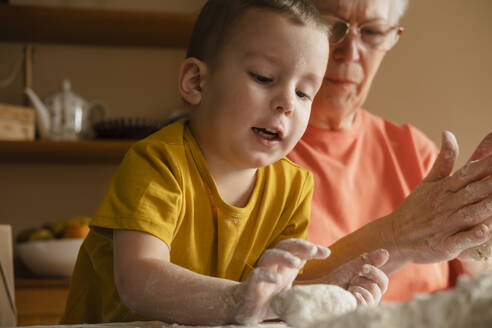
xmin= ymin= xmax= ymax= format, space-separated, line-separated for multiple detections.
xmin=63 ymin=223 xmax=90 ymax=239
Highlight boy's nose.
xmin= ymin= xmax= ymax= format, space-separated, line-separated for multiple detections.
xmin=272 ymin=91 xmax=295 ymax=116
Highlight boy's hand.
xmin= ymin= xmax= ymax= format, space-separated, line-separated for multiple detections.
xmin=321 ymin=249 xmax=390 ymax=306
xmin=231 ymin=239 xmax=330 ymax=325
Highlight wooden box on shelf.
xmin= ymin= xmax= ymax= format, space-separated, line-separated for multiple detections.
xmin=0 ymin=104 xmax=35 ymax=141
xmin=0 ymin=225 xmax=16 ymax=327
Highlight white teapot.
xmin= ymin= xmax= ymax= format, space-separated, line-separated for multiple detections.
xmin=25 ymin=79 xmax=106 ymax=140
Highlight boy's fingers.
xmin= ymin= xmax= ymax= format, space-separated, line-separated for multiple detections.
xmin=342 ymin=248 xmax=389 ymax=276
xmin=275 ymin=238 xmax=330 ymax=260
xmin=350 ymin=263 xmax=387 ymax=304
xmin=344 ymin=248 xmax=390 ymax=272
xmin=355 ymin=264 xmax=389 ymax=294
xmin=349 ymin=276 xmax=382 ymax=303
xmin=312 ymin=246 xmax=331 ymax=259
xmin=363 ymin=248 xmax=390 ymax=268
xmin=353 ymin=292 xmax=367 ymax=306
xmin=248 ymin=267 xmax=279 ymax=284
xmin=322 ymin=249 xmax=389 ymax=289
xmin=257 ymin=249 xmax=303 ymax=269
xmin=348 ymin=286 xmax=375 ymax=306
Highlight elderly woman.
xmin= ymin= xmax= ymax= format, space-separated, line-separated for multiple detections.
xmin=291 ymin=0 xmax=492 ymax=302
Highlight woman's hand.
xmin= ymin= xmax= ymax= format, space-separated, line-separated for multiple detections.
xmin=459 ymin=132 xmax=492 ymax=263
xmin=388 ymin=131 xmax=492 ymax=265
xmin=231 ymin=239 xmax=330 ymax=325
xmin=458 ymin=217 xmax=492 ymax=262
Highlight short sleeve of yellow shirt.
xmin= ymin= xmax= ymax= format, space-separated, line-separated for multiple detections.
xmin=61 ymin=120 xmax=314 ymax=324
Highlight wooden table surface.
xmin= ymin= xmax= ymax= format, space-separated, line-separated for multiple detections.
xmin=18 ymin=321 xmax=288 ymax=328
xmin=15 ymin=277 xmax=71 ymax=326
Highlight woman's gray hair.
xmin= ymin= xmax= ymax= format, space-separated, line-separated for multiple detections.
xmin=391 ymin=0 xmax=409 ymax=25
xmin=314 ymin=0 xmax=410 ymax=26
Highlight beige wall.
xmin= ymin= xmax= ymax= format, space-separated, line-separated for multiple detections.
xmin=8 ymin=0 xmax=207 ymax=12
xmin=1 ymin=0 xmax=491 ymax=238
xmin=365 ymin=0 xmax=492 ymax=168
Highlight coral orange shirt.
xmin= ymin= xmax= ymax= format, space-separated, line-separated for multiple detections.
xmin=288 ymin=108 xmax=451 ymax=302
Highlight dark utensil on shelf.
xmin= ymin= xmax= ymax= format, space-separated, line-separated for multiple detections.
xmin=93 ymin=117 xmax=165 ymax=140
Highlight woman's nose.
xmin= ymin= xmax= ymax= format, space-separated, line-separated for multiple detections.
xmin=332 ymin=32 xmax=361 ymax=62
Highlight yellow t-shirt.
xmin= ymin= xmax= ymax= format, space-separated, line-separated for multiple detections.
xmin=61 ymin=120 xmax=314 ymax=324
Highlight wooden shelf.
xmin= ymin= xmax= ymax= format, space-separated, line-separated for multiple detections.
xmin=0 ymin=140 xmax=134 ymax=163
xmin=15 ymin=278 xmax=70 ymax=289
xmin=0 ymin=4 xmax=196 ymax=48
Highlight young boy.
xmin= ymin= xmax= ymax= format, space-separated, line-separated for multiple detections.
xmin=61 ymin=0 xmax=388 ymax=325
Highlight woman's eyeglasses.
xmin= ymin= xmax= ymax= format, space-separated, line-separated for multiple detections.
xmin=324 ymin=15 xmax=404 ymax=51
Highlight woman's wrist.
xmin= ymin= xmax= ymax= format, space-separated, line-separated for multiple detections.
xmin=374 ymin=213 xmax=412 ymax=273
xmin=298 ymin=212 xmax=412 ymax=280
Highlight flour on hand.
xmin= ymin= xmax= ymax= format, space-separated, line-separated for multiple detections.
xmin=469 ymin=237 xmax=492 ymax=262
xmin=270 ymin=284 xmax=357 ymax=328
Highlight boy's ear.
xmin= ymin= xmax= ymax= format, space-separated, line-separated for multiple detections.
xmin=178 ymin=58 xmax=207 ymax=105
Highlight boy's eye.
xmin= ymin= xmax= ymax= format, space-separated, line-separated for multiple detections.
xmin=296 ymin=90 xmax=311 ymax=100
xmin=250 ymin=72 xmax=273 ymax=84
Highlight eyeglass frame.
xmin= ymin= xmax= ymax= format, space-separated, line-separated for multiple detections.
xmin=323 ymin=15 xmax=404 ymax=51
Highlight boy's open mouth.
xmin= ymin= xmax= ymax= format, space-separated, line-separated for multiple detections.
xmin=252 ymin=127 xmax=281 ymax=141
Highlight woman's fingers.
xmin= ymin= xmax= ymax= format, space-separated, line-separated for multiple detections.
xmin=379 ymin=132 xmax=492 ymax=266
xmin=446 ymin=156 xmax=492 ymax=193
xmin=444 ymin=224 xmax=490 ymax=256
xmin=449 ymin=195 xmax=492 ymax=230
xmin=468 ymin=132 xmax=492 ymax=162
xmin=424 ymin=131 xmax=458 ymax=182
xmin=390 ymin=133 xmax=491 ymax=264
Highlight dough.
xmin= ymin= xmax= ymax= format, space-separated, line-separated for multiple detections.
xmin=270 ymin=284 xmax=357 ymax=328
xmin=469 ymin=238 xmax=492 ymax=262
xmin=314 ymin=273 xmax=492 ymax=328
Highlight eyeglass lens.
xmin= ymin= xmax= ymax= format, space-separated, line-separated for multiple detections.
xmin=330 ymin=22 xmax=349 ymax=44
xmin=328 ymin=21 xmax=398 ymax=51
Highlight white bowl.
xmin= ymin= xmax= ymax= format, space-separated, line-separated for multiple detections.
xmin=16 ymin=238 xmax=83 ymax=277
